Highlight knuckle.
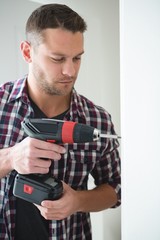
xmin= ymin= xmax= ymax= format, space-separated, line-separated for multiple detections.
xmin=54 ymin=153 xmax=61 ymax=160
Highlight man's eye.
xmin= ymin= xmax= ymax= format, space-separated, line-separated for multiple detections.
xmin=51 ymin=58 xmax=64 ymax=63
xmin=73 ymin=57 xmax=81 ymax=62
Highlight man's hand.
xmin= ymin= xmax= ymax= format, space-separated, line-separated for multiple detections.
xmin=10 ymin=137 xmax=66 ymax=174
xmin=35 ymin=182 xmax=80 ymax=220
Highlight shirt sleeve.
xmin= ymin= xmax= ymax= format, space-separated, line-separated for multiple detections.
xmin=91 ymin=138 xmax=121 ymax=208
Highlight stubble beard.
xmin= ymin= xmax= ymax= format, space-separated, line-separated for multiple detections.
xmin=34 ymin=72 xmax=75 ymax=96
xmin=40 ymin=79 xmax=68 ymax=96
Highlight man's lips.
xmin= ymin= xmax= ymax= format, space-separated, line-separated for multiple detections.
xmin=58 ymin=80 xmax=73 ymax=84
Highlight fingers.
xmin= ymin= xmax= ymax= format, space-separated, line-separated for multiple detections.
xmin=25 ymin=137 xmax=66 ymax=161
xmin=34 ymin=139 xmax=66 ymax=154
xmin=35 ymin=202 xmax=67 ymax=220
xmin=30 ymin=138 xmax=66 ymax=162
xmin=34 ymin=183 xmax=78 ymax=220
xmin=11 ymin=137 xmax=66 ymax=174
xmin=30 ymin=138 xmax=66 ymax=156
xmin=35 ymin=204 xmax=60 ymax=220
xmin=30 ymin=147 xmax=62 ymax=161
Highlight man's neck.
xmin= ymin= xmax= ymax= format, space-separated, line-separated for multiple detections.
xmin=28 ymin=89 xmax=71 ymax=118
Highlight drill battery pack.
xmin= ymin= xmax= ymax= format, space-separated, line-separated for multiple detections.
xmin=13 ymin=173 xmax=63 ymax=205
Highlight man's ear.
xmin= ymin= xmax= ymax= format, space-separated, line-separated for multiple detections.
xmin=20 ymin=41 xmax=32 ymax=63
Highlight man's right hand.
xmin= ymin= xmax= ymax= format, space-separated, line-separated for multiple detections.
xmin=7 ymin=137 xmax=66 ymax=175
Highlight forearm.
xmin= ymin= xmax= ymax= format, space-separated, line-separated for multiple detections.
xmin=38 ymin=182 xmax=118 ymax=221
xmin=0 ymin=147 xmax=13 ymax=178
xmin=77 ymin=184 xmax=118 ymax=212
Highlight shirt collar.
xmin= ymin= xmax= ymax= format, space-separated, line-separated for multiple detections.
xmin=8 ymin=76 xmax=29 ymax=105
xmin=66 ymin=88 xmax=87 ymax=122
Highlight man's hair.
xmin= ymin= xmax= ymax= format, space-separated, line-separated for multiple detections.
xmin=26 ymin=4 xmax=87 ymax=45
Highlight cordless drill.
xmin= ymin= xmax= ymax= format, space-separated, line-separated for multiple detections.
xmin=13 ymin=118 xmax=101 ymax=205
xmin=13 ymin=118 xmax=119 ymax=204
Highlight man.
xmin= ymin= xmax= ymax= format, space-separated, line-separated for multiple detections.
xmin=0 ymin=4 xmax=121 ymax=240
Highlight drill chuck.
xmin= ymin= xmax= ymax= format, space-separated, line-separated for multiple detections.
xmin=69 ymin=121 xmax=100 ymax=142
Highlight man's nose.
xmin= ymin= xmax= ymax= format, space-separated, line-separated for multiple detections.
xmin=61 ymin=61 xmax=76 ymax=77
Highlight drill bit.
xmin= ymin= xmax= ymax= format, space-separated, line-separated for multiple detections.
xmin=93 ymin=129 xmax=121 ymax=141
xmin=100 ymin=133 xmax=121 ymax=139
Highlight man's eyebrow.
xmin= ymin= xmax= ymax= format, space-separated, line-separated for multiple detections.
xmin=50 ymin=51 xmax=85 ymax=57
xmin=76 ymin=51 xmax=85 ymax=56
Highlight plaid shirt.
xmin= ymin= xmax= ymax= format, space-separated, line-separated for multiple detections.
xmin=0 ymin=77 xmax=121 ymax=240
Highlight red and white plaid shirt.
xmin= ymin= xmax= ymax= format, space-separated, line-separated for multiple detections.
xmin=0 ymin=77 xmax=121 ymax=240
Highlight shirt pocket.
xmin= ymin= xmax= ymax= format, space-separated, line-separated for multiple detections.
xmin=65 ymin=150 xmax=98 ymax=187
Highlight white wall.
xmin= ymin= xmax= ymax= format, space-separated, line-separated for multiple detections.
xmin=0 ymin=0 xmax=41 ymax=82
xmin=0 ymin=1 xmax=121 ymax=239
xmin=120 ymin=0 xmax=160 ymax=239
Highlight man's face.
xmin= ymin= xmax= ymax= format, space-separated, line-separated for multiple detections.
xmin=23 ymin=28 xmax=84 ymax=97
